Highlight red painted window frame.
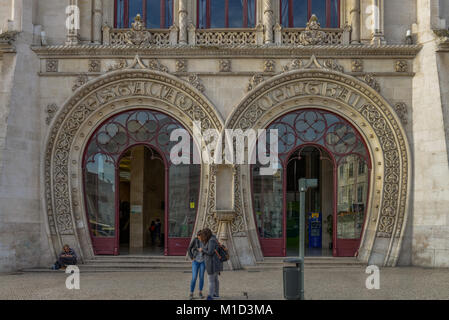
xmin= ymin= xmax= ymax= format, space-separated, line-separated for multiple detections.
xmin=280 ymin=0 xmax=340 ymax=28
xmin=197 ymin=0 xmax=257 ymax=29
xmin=114 ymin=0 xmax=173 ymax=28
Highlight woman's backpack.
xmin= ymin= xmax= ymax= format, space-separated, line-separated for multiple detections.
xmin=215 ymin=242 xmax=230 ymax=262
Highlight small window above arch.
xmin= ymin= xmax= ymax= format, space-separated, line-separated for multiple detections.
xmin=115 ymin=0 xmax=174 ymax=29
xmin=280 ymin=0 xmax=340 ymax=28
xmin=197 ymin=0 xmax=257 ymax=29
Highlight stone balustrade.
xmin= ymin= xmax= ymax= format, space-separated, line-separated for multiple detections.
xmin=101 ymin=15 xmax=351 ymax=47
xmin=194 ymin=28 xmax=259 ymax=46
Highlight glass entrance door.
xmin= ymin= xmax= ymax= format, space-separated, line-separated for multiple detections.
xmin=83 ymin=109 xmax=201 ymax=256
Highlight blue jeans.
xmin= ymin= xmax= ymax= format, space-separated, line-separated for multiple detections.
xmin=190 ymin=260 xmax=205 ymax=293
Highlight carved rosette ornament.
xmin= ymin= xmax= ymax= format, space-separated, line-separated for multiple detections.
xmin=299 ymin=15 xmax=326 ymax=45
xmin=125 ymin=14 xmax=151 ymax=45
xmin=395 ymin=60 xmax=408 ymax=73
xmin=351 ymin=59 xmax=363 ymax=72
xmin=263 ymin=60 xmax=275 ymax=73
xmin=46 ymin=59 xmax=58 ymax=72
xmin=219 ymin=59 xmax=231 ymax=72
xmin=176 ymin=59 xmax=187 ymax=72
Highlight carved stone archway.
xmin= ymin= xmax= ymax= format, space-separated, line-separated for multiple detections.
xmin=226 ymin=67 xmax=411 ymax=267
xmin=42 ymin=68 xmax=224 ymax=261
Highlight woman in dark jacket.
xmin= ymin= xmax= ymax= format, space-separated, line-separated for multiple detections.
xmin=187 ymin=230 xmax=205 ymax=299
xmin=199 ymin=228 xmax=223 ymax=300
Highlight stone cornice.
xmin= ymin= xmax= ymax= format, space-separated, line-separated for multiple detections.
xmin=31 ymin=44 xmax=422 ymax=59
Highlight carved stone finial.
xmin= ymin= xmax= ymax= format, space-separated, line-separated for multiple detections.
xmin=131 ymin=14 xmax=144 ymax=31
xmin=125 ymin=14 xmax=151 ymax=45
xmin=299 ymin=15 xmax=326 ymax=45
xmin=107 ymin=55 xmax=168 ymax=73
xmin=305 ymin=14 xmax=321 ymax=31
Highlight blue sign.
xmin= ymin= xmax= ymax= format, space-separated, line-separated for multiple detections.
xmin=308 ymin=212 xmax=322 ymax=248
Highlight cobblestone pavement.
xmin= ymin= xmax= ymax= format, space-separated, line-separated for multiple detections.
xmin=0 ymin=267 xmax=448 ymax=300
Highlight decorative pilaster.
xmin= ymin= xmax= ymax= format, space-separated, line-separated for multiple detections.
xmin=179 ymin=0 xmax=188 ymax=45
xmin=187 ymin=23 xmax=196 ymax=45
xmin=102 ymin=23 xmax=110 ymax=45
xmin=92 ymin=0 xmax=103 ymax=44
xmin=263 ymin=0 xmax=274 ymax=44
xmin=349 ymin=0 xmax=361 ymax=44
xmin=66 ymin=0 xmax=80 ymax=45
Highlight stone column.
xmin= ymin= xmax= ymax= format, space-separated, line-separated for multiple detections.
xmin=350 ymin=0 xmax=361 ymax=44
xmin=263 ymin=0 xmax=274 ymax=44
xmin=66 ymin=0 xmax=80 ymax=45
xmin=371 ymin=0 xmax=385 ymax=45
xmin=214 ymin=165 xmax=241 ymax=270
xmin=92 ymin=0 xmax=103 ymax=44
xmin=179 ymin=0 xmax=187 ymax=45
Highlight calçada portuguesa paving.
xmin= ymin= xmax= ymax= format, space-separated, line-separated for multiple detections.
xmin=0 ymin=266 xmax=448 ymax=300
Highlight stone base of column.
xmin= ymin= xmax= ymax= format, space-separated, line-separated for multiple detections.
xmin=214 ymin=210 xmax=242 ymax=271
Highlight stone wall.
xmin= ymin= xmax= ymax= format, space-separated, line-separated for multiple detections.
xmin=409 ymin=0 xmax=449 ymax=268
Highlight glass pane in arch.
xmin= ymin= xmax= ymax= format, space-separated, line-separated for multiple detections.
xmin=83 ymin=109 xmax=200 ymax=255
xmin=337 ymin=155 xmax=369 ymax=240
xmin=252 ymin=162 xmax=283 ymax=239
xmin=252 ymin=108 xmax=371 ymax=257
xmin=85 ymin=153 xmax=116 ymax=237
xmin=168 ymin=164 xmax=201 ymax=238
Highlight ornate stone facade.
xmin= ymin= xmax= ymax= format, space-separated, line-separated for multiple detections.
xmin=1 ymin=0 xmax=449 ymax=272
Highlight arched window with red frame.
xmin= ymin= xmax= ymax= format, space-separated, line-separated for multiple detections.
xmin=197 ymin=0 xmax=257 ymax=29
xmin=280 ymin=0 xmax=340 ymax=28
xmin=115 ymin=0 xmax=174 ymax=29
